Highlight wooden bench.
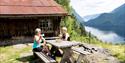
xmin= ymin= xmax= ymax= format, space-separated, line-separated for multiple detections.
xmin=34 ymin=52 xmax=56 ymax=63
xmin=72 ymin=47 xmax=91 ymax=63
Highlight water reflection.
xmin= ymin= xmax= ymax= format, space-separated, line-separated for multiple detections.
xmin=85 ymin=26 xmax=125 ymax=44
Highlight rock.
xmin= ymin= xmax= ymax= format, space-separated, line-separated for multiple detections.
xmin=106 ymin=56 xmax=120 ymax=63
xmin=13 ymin=44 xmax=27 ymax=49
xmin=97 ymin=48 xmax=112 ymax=56
xmin=78 ymin=43 xmax=120 ymax=63
xmin=83 ymin=52 xmax=107 ymax=63
xmin=20 ymin=52 xmax=33 ymax=58
xmin=82 ymin=52 xmax=120 ymax=63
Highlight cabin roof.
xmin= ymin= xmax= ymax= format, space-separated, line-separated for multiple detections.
xmin=0 ymin=0 xmax=67 ymax=16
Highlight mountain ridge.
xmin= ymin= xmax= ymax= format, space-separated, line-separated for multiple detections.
xmin=85 ymin=4 xmax=125 ymax=27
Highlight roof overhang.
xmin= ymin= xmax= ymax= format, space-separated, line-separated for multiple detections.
xmin=0 ymin=0 xmax=68 ymax=17
xmin=0 ymin=14 xmax=67 ymax=18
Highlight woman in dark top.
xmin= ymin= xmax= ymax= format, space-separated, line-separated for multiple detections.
xmin=60 ymin=27 xmax=70 ymax=41
xmin=50 ymin=27 xmax=70 ymax=59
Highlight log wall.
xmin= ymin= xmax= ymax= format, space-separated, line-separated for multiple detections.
xmin=0 ymin=16 xmax=61 ymax=39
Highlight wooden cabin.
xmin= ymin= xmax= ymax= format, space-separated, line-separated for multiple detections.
xmin=0 ymin=0 xmax=67 ymax=39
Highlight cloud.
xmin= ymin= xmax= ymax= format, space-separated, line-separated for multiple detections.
xmin=70 ymin=0 xmax=125 ymax=17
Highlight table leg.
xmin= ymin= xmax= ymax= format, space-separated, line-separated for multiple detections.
xmin=60 ymin=47 xmax=74 ymax=63
xmin=76 ymin=54 xmax=84 ymax=63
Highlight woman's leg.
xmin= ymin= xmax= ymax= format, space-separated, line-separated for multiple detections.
xmin=46 ymin=46 xmax=51 ymax=56
xmin=32 ymin=48 xmax=42 ymax=58
xmin=50 ymin=46 xmax=57 ymax=59
xmin=42 ymin=45 xmax=51 ymax=55
xmin=50 ymin=46 xmax=63 ymax=59
xmin=55 ymin=49 xmax=63 ymax=57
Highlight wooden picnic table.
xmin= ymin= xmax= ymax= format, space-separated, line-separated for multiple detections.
xmin=46 ymin=40 xmax=81 ymax=63
xmin=45 ymin=37 xmax=59 ymax=40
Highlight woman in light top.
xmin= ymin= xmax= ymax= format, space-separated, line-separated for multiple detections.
xmin=33 ymin=28 xmax=50 ymax=55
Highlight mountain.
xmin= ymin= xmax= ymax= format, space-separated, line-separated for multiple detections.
xmin=84 ymin=4 xmax=125 ymax=37
xmin=72 ymin=8 xmax=84 ymax=23
xmin=85 ymin=4 xmax=125 ymax=27
xmin=83 ymin=14 xmax=100 ymax=22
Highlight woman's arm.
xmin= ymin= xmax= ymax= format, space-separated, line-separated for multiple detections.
xmin=64 ymin=33 xmax=70 ymax=41
xmin=42 ymin=37 xmax=46 ymax=46
xmin=34 ymin=35 xmax=42 ymax=44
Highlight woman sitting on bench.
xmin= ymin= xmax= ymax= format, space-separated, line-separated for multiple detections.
xmin=33 ymin=28 xmax=50 ymax=56
xmin=59 ymin=27 xmax=70 ymax=41
xmin=50 ymin=27 xmax=70 ymax=59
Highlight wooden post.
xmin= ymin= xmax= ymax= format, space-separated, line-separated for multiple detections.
xmin=76 ymin=54 xmax=84 ymax=63
xmin=60 ymin=47 xmax=74 ymax=63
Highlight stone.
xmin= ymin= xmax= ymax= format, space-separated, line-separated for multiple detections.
xmin=13 ymin=44 xmax=27 ymax=49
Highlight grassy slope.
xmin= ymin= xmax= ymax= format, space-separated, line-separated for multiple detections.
xmin=0 ymin=45 xmax=33 ymax=63
xmin=55 ymin=0 xmax=125 ymax=63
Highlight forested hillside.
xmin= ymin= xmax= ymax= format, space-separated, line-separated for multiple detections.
xmin=55 ymin=0 xmax=87 ymax=38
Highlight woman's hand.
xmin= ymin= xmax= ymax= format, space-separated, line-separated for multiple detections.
xmin=41 ymin=43 xmax=46 ymax=46
xmin=43 ymin=38 xmax=46 ymax=46
xmin=40 ymin=37 xmax=46 ymax=46
xmin=34 ymin=35 xmax=43 ymax=44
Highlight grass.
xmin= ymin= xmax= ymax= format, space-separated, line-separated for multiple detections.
xmin=0 ymin=44 xmax=33 ymax=63
xmin=100 ymin=44 xmax=125 ymax=63
xmin=0 ymin=44 xmax=62 ymax=63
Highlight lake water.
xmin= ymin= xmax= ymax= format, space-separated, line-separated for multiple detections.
xmin=85 ymin=26 xmax=125 ymax=44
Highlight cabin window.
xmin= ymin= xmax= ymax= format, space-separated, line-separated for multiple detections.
xmin=39 ymin=19 xmax=53 ymax=33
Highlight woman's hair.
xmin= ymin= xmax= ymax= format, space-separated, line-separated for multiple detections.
xmin=62 ymin=27 xmax=67 ymax=32
xmin=35 ymin=28 xmax=41 ymax=34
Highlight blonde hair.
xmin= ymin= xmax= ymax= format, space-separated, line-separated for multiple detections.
xmin=62 ymin=27 xmax=67 ymax=32
xmin=35 ymin=28 xmax=41 ymax=34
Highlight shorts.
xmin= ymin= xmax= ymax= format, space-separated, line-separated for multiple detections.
xmin=33 ymin=47 xmax=43 ymax=52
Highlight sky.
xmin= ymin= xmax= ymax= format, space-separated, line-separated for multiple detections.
xmin=70 ymin=0 xmax=125 ymax=17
